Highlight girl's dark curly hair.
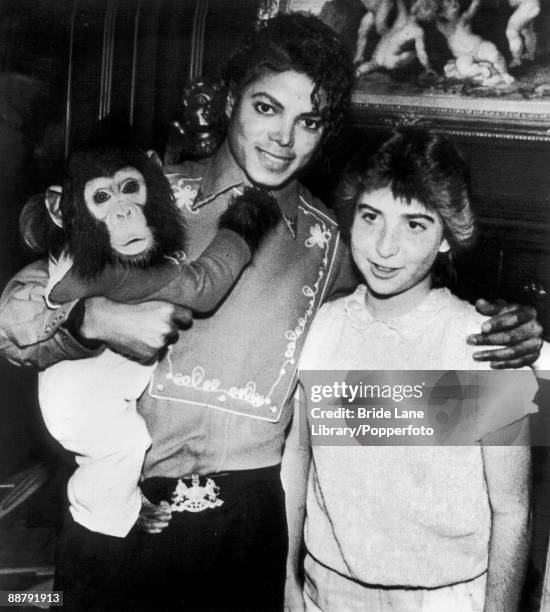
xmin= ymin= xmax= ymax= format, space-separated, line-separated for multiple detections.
xmin=223 ymin=13 xmax=354 ymax=148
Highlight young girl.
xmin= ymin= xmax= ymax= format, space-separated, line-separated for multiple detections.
xmin=295 ymin=130 xmax=537 ymax=612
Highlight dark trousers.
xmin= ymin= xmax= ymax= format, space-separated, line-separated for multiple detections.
xmin=54 ymin=465 xmax=288 ymax=612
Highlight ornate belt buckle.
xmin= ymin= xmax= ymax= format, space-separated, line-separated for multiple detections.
xmin=170 ymin=474 xmax=224 ymax=513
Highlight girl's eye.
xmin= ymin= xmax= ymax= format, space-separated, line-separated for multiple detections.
xmin=122 ymin=179 xmax=139 ymax=194
xmin=93 ymin=190 xmax=110 ymax=204
xmin=300 ymin=117 xmax=322 ymax=132
xmin=408 ymin=220 xmax=426 ymax=233
xmin=362 ymin=212 xmax=378 ymax=224
xmin=254 ymin=101 xmax=275 ymax=115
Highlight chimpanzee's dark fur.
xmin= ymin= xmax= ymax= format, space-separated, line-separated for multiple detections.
xmin=220 ymin=187 xmax=282 ymax=253
xmin=61 ymin=146 xmax=185 ymax=279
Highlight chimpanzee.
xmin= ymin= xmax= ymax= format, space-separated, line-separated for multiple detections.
xmin=29 ymin=144 xmax=281 ymax=538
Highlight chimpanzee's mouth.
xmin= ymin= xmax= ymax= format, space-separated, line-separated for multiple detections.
xmin=113 ymin=236 xmax=149 ymax=256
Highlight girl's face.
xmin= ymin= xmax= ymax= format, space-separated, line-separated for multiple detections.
xmin=351 ymin=186 xmax=450 ymax=301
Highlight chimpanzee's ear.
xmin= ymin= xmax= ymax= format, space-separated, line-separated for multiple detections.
xmin=44 ymin=186 xmax=64 ymax=228
xmin=146 ymin=150 xmax=164 ymax=169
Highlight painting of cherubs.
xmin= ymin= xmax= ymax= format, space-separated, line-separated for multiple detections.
xmin=299 ymin=0 xmax=549 ymax=99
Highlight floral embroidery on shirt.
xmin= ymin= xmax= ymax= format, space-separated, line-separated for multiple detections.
xmin=266 ymin=209 xmax=333 ymax=399
xmin=305 ymin=223 xmax=331 ymax=249
xmin=154 ymin=202 xmax=339 ymax=419
xmin=164 ymin=361 xmax=273 ymax=409
xmin=168 ymin=364 xmax=221 ymax=391
xmin=228 ymin=381 xmax=270 ymax=408
xmin=166 ymin=176 xmax=201 ymax=213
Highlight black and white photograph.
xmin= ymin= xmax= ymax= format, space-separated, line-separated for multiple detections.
xmin=0 ymin=1 xmax=548 ymax=611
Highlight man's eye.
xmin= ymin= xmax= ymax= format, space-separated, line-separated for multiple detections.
xmin=408 ymin=220 xmax=426 ymax=232
xmin=254 ymin=101 xmax=275 ymax=115
xmin=300 ymin=117 xmax=322 ymax=131
xmin=93 ymin=190 xmax=110 ymax=204
xmin=122 ymin=179 xmax=139 ymax=194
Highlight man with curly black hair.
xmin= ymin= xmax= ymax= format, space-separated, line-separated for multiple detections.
xmin=0 ymin=11 xmax=543 ymax=612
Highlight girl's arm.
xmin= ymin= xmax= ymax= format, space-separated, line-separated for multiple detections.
xmin=282 ymin=389 xmax=310 ymax=612
xmin=481 ymin=418 xmax=531 ymax=612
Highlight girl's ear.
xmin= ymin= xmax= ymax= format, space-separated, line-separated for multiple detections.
xmin=438 ymin=237 xmax=450 ymax=253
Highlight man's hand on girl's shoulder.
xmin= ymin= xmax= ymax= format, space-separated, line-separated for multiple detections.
xmin=468 ymin=298 xmax=543 ymax=368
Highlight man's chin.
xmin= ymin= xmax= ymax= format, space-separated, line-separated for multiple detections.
xmin=246 ymin=167 xmax=295 ymax=190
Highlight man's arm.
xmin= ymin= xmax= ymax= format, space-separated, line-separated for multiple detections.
xmin=281 ymin=390 xmax=310 ymax=612
xmin=0 ymin=259 xmax=192 ymax=368
xmin=0 ymin=259 xmax=99 ymax=369
xmin=482 ymin=419 xmax=531 ymax=612
xmin=468 ymin=299 xmax=543 ymax=368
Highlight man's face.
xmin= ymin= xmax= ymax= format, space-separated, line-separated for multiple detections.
xmin=351 ymin=186 xmax=449 ymax=301
xmin=226 ymin=70 xmax=326 ymax=189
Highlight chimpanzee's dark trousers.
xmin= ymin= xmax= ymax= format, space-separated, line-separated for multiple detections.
xmin=54 ymin=465 xmax=287 ymax=612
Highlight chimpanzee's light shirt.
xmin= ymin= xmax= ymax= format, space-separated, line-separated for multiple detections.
xmin=300 ymin=285 xmax=537 ymax=588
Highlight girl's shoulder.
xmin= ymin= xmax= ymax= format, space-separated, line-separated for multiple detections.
xmin=420 ymin=289 xmax=493 ymax=371
xmin=300 ymin=292 xmax=356 ymax=370
xmin=437 ymin=290 xmax=490 ymax=335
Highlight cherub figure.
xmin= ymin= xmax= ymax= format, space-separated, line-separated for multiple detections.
xmin=436 ymin=0 xmax=515 ymax=86
xmin=353 ymin=0 xmax=395 ymax=65
xmin=355 ymin=0 xmax=437 ymax=76
xmin=506 ymin=0 xmax=540 ymax=67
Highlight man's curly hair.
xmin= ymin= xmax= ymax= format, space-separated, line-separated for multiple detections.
xmin=223 ymin=13 xmax=354 ymax=147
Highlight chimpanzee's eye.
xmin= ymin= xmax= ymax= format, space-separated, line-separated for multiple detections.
xmin=122 ymin=179 xmax=139 ymax=194
xmin=93 ymin=190 xmax=110 ymax=204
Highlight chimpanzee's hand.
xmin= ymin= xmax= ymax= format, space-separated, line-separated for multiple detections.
xmin=81 ymin=297 xmax=193 ymax=363
xmin=136 ymin=490 xmax=172 ymax=534
xmin=467 ymin=298 xmax=543 ymax=369
xmin=218 ymin=187 xmax=282 ymax=253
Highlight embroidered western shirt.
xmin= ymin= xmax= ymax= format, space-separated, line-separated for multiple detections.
xmin=141 ymin=141 xmax=351 ymax=476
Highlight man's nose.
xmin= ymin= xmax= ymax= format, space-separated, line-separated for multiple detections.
xmin=269 ymin=118 xmax=294 ymax=147
xmin=375 ymin=225 xmax=399 ymax=258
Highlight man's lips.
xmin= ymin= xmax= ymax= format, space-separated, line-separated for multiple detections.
xmin=256 ymin=147 xmax=295 ymax=170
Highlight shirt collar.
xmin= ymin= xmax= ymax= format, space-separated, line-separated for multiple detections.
xmin=194 ymin=139 xmax=302 ymax=221
xmin=345 ymin=285 xmax=451 ymax=333
xmin=194 ymin=140 xmax=244 ymax=208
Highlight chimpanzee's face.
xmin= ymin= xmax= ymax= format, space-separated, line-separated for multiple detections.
xmin=83 ymin=167 xmax=154 ymax=257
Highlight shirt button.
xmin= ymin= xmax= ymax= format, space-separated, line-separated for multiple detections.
xmin=218 ymin=395 xmax=226 ymax=402
xmin=156 ymin=384 xmax=165 ymax=392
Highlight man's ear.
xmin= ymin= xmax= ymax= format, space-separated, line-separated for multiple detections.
xmin=44 ymin=186 xmax=63 ymax=228
xmin=225 ymin=91 xmax=235 ymax=119
xmin=438 ymin=238 xmax=450 ymax=254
